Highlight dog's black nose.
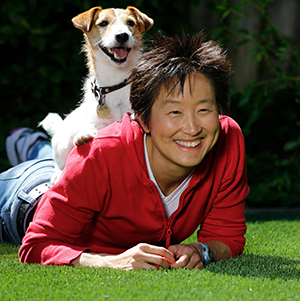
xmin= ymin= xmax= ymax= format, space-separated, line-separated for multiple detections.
xmin=115 ymin=33 xmax=129 ymax=44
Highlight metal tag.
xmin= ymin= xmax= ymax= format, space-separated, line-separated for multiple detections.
xmin=97 ymin=103 xmax=111 ymax=118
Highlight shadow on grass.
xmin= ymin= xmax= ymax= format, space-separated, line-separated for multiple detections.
xmin=208 ymin=253 xmax=300 ymax=280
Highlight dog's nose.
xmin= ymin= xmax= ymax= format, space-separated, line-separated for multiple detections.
xmin=115 ymin=33 xmax=129 ymax=44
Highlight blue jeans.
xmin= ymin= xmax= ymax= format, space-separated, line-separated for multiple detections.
xmin=0 ymin=141 xmax=54 ymax=243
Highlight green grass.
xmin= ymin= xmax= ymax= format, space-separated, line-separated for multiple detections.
xmin=1 ymin=210 xmax=299 ymax=301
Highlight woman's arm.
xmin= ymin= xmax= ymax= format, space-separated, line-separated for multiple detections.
xmin=71 ymin=243 xmax=175 ymax=270
xmin=72 ymin=241 xmax=227 ymax=271
xmin=19 ymin=143 xmax=108 ymax=265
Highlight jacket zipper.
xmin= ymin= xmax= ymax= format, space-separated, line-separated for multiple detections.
xmin=165 ymin=222 xmax=173 ymax=248
xmin=164 ymin=188 xmax=190 ymax=249
xmin=164 ymin=187 xmax=190 ymax=249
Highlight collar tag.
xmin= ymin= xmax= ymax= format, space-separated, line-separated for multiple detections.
xmin=97 ymin=103 xmax=111 ymax=118
xmin=91 ymin=79 xmax=128 ymax=119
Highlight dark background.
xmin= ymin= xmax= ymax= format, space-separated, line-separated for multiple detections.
xmin=1 ymin=0 xmax=299 ymax=207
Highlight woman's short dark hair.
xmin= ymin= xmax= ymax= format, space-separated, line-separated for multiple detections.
xmin=129 ymin=32 xmax=232 ymax=127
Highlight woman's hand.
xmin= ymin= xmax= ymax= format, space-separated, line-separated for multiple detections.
xmin=168 ymin=241 xmax=231 ymax=269
xmin=168 ymin=243 xmax=205 ymax=269
xmin=72 ymin=243 xmax=175 ymax=270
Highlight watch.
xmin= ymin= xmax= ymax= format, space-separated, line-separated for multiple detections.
xmin=197 ymin=242 xmax=213 ymax=266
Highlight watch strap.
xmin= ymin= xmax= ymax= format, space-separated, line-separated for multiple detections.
xmin=197 ymin=242 xmax=212 ymax=266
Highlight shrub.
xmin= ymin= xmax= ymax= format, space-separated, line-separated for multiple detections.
xmin=206 ymin=0 xmax=300 ymax=207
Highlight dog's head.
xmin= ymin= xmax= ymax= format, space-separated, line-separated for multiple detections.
xmin=72 ymin=6 xmax=153 ymax=65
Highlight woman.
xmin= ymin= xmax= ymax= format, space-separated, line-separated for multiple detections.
xmin=7 ymin=32 xmax=249 ymax=270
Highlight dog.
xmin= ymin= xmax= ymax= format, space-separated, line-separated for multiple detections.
xmin=40 ymin=6 xmax=153 ymax=184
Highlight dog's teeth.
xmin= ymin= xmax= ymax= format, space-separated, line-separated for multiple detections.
xmin=107 ymin=48 xmax=121 ymax=60
xmin=113 ymin=53 xmax=122 ymax=60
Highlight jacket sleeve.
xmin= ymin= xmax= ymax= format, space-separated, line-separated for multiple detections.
xmin=19 ymin=142 xmax=108 ymax=265
xmin=197 ymin=117 xmax=249 ymax=257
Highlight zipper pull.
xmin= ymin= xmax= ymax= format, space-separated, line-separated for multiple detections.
xmin=165 ymin=224 xmax=172 ymax=248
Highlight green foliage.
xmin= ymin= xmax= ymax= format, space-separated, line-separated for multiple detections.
xmin=205 ymin=0 xmax=300 ymax=207
xmin=1 ymin=211 xmax=300 ymax=300
xmin=1 ymin=0 xmax=299 ymax=206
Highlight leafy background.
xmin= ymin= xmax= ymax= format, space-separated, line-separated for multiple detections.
xmin=1 ymin=0 xmax=299 ymax=207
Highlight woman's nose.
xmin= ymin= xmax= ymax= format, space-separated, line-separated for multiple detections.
xmin=181 ymin=114 xmax=202 ymax=136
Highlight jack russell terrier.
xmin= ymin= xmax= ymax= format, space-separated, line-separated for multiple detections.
xmin=40 ymin=6 xmax=153 ymax=184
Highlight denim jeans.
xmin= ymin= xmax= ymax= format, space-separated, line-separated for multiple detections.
xmin=0 ymin=141 xmax=54 ymax=243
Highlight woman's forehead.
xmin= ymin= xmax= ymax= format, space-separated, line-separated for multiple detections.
xmin=158 ymin=73 xmax=214 ymax=98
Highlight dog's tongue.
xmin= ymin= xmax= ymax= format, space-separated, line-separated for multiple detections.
xmin=110 ymin=47 xmax=128 ymax=59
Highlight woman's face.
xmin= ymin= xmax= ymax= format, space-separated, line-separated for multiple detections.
xmin=141 ymin=73 xmax=220 ymax=176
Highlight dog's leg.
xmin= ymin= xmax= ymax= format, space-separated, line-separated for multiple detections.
xmin=73 ymin=127 xmax=98 ymax=146
xmin=39 ymin=113 xmax=63 ymax=137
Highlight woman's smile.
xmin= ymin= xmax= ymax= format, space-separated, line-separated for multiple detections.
xmin=140 ymin=72 xmax=220 ymax=182
xmin=175 ymin=138 xmax=203 ymax=148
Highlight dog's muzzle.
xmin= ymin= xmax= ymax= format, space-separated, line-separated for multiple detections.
xmin=100 ymin=33 xmax=133 ymax=63
xmin=100 ymin=45 xmax=132 ymax=63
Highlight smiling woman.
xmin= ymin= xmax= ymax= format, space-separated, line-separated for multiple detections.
xmin=140 ymin=73 xmax=220 ymax=195
xmin=0 ymin=32 xmax=249 ymax=271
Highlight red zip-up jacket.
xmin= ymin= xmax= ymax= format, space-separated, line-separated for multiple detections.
xmin=19 ymin=114 xmax=249 ymax=265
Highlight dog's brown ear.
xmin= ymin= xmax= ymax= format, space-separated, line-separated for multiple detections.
xmin=126 ymin=6 xmax=154 ymax=33
xmin=72 ymin=7 xmax=102 ymax=33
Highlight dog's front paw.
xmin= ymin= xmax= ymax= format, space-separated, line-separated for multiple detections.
xmin=73 ymin=129 xmax=97 ymax=146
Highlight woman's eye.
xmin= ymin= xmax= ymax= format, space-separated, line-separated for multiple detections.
xmin=127 ymin=20 xmax=135 ymax=27
xmin=99 ymin=21 xmax=109 ymax=27
xmin=170 ymin=111 xmax=181 ymax=115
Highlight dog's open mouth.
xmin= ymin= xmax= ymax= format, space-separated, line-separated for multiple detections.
xmin=100 ymin=46 xmax=132 ymax=63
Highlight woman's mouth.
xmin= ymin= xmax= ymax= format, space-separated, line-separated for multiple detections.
xmin=175 ymin=139 xmax=202 ymax=148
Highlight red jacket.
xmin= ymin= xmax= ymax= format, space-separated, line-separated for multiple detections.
xmin=19 ymin=114 xmax=249 ymax=265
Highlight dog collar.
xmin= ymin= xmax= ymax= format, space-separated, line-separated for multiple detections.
xmin=91 ymin=79 xmax=128 ymax=105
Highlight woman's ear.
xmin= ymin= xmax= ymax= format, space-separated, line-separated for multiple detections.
xmin=137 ymin=115 xmax=150 ymax=134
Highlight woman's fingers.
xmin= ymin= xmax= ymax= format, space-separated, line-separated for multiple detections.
xmin=138 ymin=243 xmax=175 ymax=264
xmin=135 ymin=243 xmax=175 ymax=269
xmin=168 ymin=244 xmax=204 ymax=270
xmin=112 ymin=243 xmax=175 ymax=270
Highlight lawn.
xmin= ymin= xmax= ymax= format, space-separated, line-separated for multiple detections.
xmin=0 ymin=209 xmax=299 ymax=301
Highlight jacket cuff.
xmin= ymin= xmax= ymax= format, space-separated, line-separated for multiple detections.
xmin=200 ymin=237 xmax=244 ymax=258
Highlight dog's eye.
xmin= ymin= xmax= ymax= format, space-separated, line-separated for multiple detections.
xmin=99 ymin=21 xmax=109 ymax=27
xmin=126 ymin=20 xmax=135 ymax=27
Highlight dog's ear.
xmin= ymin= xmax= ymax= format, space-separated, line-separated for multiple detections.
xmin=126 ymin=6 xmax=154 ymax=33
xmin=72 ymin=7 xmax=102 ymax=33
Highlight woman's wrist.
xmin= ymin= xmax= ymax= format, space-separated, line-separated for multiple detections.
xmin=197 ymin=240 xmax=231 ymax=262
xmin=195 ymin=242 xmax=213 ymax=266
xmin=72 ymin=252 xmax=112 ymax=268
